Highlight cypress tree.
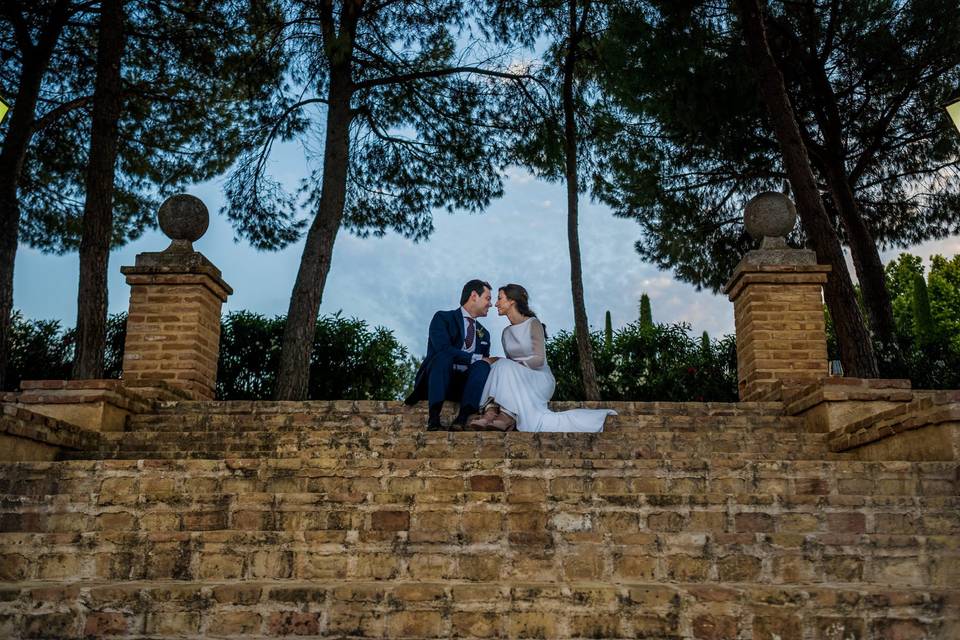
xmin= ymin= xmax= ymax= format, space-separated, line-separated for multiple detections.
xmin=912 ymin=273 xmax=936 ymax=349
xmin=639 ymin=294 xmax=653 ymax=331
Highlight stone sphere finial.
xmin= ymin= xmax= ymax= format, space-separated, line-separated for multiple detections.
xmin=158 ymin=194 xmax=209 ymax=251
xmin=744 ymin=192 xmax=797 ymax=246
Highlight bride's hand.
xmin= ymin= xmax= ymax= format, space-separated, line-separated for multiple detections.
xmin=483 ymin=356 xmax=500 ymax=364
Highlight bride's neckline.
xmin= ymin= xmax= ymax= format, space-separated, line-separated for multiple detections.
xmin=508 ymin=316 xmax=534 ymax=327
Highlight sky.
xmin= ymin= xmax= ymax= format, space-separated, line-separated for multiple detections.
xmin=13 ymin=143 xmax=960 ymax=359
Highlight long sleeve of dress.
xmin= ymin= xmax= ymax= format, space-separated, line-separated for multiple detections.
xmin=513 ymin=319 xmax=546 ymax=369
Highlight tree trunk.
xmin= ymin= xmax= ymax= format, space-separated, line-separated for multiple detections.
xmin=562 ymin=0 xmax=601 ymax=400
xmin=823 ymin=159 xmax=904 ymax=375
xmin=0 ymin=1 xmax=71 ymax=389
xmin=736 ymin=0 xmax=879 ymax=378
xmin=73 ymin=0 xmax=125 ymax=380
xmin=774 ymin=24 xmax=906 ymax=375
xmin=274 ymin=65 xmax=353 ymax=400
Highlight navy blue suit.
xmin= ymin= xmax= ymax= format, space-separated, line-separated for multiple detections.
xmin=405 ymin=309 xmax=491 ymax=414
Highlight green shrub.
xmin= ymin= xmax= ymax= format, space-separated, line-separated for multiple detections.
xmin=4 ymin=310 xmax=414 ymax=400
xmin=5 ymin=311 xmax=73 ymax=389
xmin=216 ymin=311 xmax=415 ymax=400
xmin=546 ymin=321 xmax=738 ymax=402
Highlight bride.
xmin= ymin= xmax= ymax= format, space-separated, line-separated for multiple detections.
xmin=469 ymin=284 xmax=616 ymax=433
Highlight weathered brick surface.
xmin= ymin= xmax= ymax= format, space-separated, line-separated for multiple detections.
xmin=121 ymin=264 xmax=231 ymax=401
xmin=0 ymin=401 xmax=957 ymax=638
xmin=726 ymin=265 xmax=831 ymax=401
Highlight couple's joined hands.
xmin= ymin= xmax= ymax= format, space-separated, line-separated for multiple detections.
xmin=482 ymin=356 xmax=500 ymax=365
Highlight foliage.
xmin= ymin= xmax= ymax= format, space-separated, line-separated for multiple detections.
xmin=216 ymin=311 xmax=286 ymax=400
xmin=4 ymin=311 xmax=72 ymax=390
xmin=927 ymin=254 xmax=960 ymax=353
xmin=864 ymin=252 xmax=960 ymax=389
xmin=825 ymin=253 xmax=960 ymax=386
xmin=224 ymin=1 xmax=518 ymax=249
xmin=546 ymin=321 xmax=738 ymax=402
xmin=597 ymin=0 xmax=960 ymax=291
xmin=7 ymin=0 xmax=284 ymax=253
xmin=308 ymin=314 xmax=415 ymax=401
xmin=3 ymin=310 xmax=413 ymax=399
xmin=216 ymin=311 xmax=415 ymax=401
xmin=3 ymin=310 xmax=126 ymax=390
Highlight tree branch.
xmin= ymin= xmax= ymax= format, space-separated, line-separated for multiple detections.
xmin=32 ymin=95 xmax=92 ymax=132
xmin=255 ymin=97 xmax=329 ymax=177
xmin=849 ymin=86 xmax=914 ymax=183
xmin=353 ymin=65 xmax=534 ymax=90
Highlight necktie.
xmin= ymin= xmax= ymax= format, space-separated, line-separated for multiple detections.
xmin=465 ymin=317 xmax=475 ymax=349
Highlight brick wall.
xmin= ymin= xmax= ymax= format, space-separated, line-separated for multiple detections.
xmin=726 ymin=265 xmax=830 ymax=401
xmin=122 ymin=265 xmax=231 ymax=400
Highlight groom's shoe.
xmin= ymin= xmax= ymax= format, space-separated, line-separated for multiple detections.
xmin=453 ymin=405 xmax=478 ymax=430
xmin=427 ymin=403 xmax=445 ymax=432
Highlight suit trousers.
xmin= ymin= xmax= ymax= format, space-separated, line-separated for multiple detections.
xmin=427 ymin=353 xmax=491 ymax=412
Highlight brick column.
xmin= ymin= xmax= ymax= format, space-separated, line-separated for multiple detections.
xmin=119 ymin=195 xmax=231 ymax=400
xmin=723 ymin=193 xmax=831 ymax=401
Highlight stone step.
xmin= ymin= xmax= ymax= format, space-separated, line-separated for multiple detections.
xmin=121 ymin=418 xmax=811 ymax=436
xmin=1 ymin=579 xmax=955 ymax=639
xmin=2 ymin=529 xmax=958 ymax=587
xmin=107 ymin=426 xmax=822 ymax=442
xmin=85 ymin=429 xmax=833 ymax=461
xmin=1 ymin=461 xmax=956 ymax=534
xmin=118 ymin=417 xmax=814 ymax=433
xmin=149 ymin=399 xmax=787 ymax=417
xmin=2 ymin=458 xmax=955 ymax=497
xmin=128 ymin=407 xmax=802 ymax=432
xmin=81 ymin=448 xmax=836 ymax=463
xmin=3 ymin=490 xmax=957 ymax=535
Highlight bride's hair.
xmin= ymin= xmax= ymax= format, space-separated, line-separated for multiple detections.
xmin=500 ymin=284 xmax=537 ymax=319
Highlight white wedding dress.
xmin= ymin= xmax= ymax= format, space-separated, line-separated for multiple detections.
xmin=480 ymin=317 xmax=616 ymax=432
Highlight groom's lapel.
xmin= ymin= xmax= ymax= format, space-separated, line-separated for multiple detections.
xmin=451 ymin=309 xmax=463 ymax=347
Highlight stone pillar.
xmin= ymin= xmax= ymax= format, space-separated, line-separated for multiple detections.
xmin=120 ymin=195 xmax=232 ymax=400
xmin=724 ymin=193 xmax=830 ymax=401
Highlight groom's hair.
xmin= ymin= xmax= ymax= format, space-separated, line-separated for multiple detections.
xmin=460 ymin=279 xmax=491 ymax=305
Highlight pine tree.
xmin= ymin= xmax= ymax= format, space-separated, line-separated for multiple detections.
xmin=599 ymin=0 xmax=959 ymax=375
xmin=225 ymin=1 xmax=532 ymax=399
xmin=0 ymin=0 xmax=282 ymax=385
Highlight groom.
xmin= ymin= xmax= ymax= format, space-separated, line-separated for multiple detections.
xmin=405 ymin=279 xmax=494 ymax=431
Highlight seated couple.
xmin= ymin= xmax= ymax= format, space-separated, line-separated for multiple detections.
xmin=404 ymin=279 xmax=616 ymax=432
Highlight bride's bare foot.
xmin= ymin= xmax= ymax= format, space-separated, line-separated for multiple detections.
xmin=465 ymin=404 xmax=497 ymax=430
xmin=489 ymin=413 xmax=516 ymax=432
xmin=467 ymin=414 xmax=492 ymax=430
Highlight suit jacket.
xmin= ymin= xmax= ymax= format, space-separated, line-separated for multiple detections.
xmin=404 ymin=308 xmax=491 ymax=404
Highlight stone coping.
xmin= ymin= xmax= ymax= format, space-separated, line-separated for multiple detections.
xmin=784 ymin=377 xmax=913 ymax=416
xmin=723 ymin=263 xmax=831 ymax=300
xmin=828 ymin=390 xmax=960 ymax=453
xmin=17 ymin=379 xmax=155 ymax=414
xmin=18 ymin=378 xmax=190 ymax=402
xmin=0 ymin=403 xmax=103 ymax=452
xmin=120 ymin=263 xmax=233 ymax=300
